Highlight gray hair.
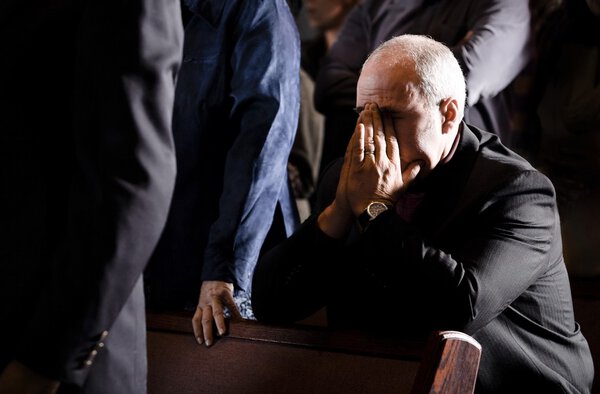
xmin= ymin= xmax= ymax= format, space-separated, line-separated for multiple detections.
xmin=363 ymin=35 xmax=466 ymax=116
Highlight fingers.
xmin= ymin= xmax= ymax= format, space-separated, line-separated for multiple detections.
xmin=191 ymin=305 xmax=205 ymax=345
xmin=212 ymin=305 xmax=227 ymax=340
xmin=192 ymin=281 xmax=237 ymax=347
xmin=192 ymin=304 xmax=216 ymax=347
xmin=212 ymin=291 xmax=239 ymax=340
xmin=370 ymin=103 xmax=386 ymax=163
xmin=340 ymin=120 xmax=363 ymax=191
xmin=342 ymin=109 xmax=365 ymax=169
xmin=361 ymin=103 xmax=393 ymax=163
xmin=201 ymin=305 xmax=216 ymax=347
xmin=223 ymin=294 xmax=243 ymax=321
xmin=362 ymin=106 xmax=375 ymax=161
xmin=402 ymin=160 xmax=423 ymax=188
xmin=346 ymin=114 xmax=360 ymax=159
xmin=381 ymin=110 xmax=399 ymax=163
xmin=368 ymin=102 xmax=401 ymax=171
xmin=350 ymin=119 xmax=366 ymax=164
xmin=192 ymin=302 xmax=223 ymax=347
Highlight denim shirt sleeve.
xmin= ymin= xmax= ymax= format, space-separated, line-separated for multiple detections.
xmin=201 ymin=0 xmax=300 ymax=291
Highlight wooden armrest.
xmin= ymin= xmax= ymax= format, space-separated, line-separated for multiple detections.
xmin=412 ymin=331 xmax=482 ymax=394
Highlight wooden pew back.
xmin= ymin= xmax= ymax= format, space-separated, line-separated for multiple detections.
xmin=146 ymin=311 xmax=481 ymax=394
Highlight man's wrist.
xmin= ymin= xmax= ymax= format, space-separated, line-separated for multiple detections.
xmin=317 ymin=203 xmax=354 ymax=239
xmin=357 ymin=201 xmax=392 ymax=232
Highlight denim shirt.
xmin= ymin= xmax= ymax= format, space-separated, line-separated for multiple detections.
xmin=147 ymin=0 xmax=300 ymax=304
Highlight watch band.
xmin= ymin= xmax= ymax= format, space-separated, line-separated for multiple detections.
xmin=358 ymin=201 xmax=390 ymax=232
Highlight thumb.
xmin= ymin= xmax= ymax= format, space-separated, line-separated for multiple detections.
xmin=403 ymin=160 xmax=422 ymax=187
xmin=222 ymin=292 xmax=242 ymax=320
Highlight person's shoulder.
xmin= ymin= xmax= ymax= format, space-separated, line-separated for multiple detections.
xmin=466 ymin=124 xmax=554 ymax=190
xmin=459 ymin=125 xmax=557 ymax=208
xmin=469 ymin=124 xmax=534 ymax=170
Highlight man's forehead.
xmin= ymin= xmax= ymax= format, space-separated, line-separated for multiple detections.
xmin=359 ymin=60 xmax=416 ymax=89
xmin=356 ymin=71 xmax=420 ymax=107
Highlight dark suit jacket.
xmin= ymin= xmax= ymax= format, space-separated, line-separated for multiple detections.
xmin=0 ymin=0 xmax=182 ymax=391
xmin=252 ymin=123 xmax=594 ymax=393
xmin=145 ymin=0 xmax=300 ymax=309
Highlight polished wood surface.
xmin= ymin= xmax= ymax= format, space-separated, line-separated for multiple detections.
xmin=571 ymin=277 xmax=600 ymax=394
xmin=412 ymin=331 xmax=481 ymax=394
xmin=146 ymin=311 xmax=481 ymax=394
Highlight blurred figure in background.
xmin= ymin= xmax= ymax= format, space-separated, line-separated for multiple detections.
xmin=534 ymin=0 xmax=600 ymax=278
xmin=500 ymin=0 xmax=565 ymax=161
xmin=301 ymin=0 xmax=361 ymax=80
xmin=287 ymin=0 xmax=360 ymax=220
xmin=288 ymin=69 xmax=325 ymax=222
xmin=314 ymin=0 xmax=532 ymax=173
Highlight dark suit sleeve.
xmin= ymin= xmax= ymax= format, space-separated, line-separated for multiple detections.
xmin=360 ymin=170 xmax=559 ymax=334
xmin=252 ymin=216 xmax=344 ymax=323
xmin=252 ymin=159 xmax=343 ymax=322
xmin=15 ymin=0 xmax=182 ymax=384
xmin=451 ymin=0 xmax=531 ymax=106
xmin=252 ymin=164 xmax=560 ymax=336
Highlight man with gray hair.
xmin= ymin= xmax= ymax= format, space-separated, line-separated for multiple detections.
xmin=314 ymin=0 xmax=532 ymax=176
xmin=252 ymin=35 xmax=593 ymax=393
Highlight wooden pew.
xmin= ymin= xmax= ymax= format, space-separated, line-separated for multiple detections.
xmin=412 ymin=330 xmax=482 ymax=394
xmin=571 ymin=277 xmax=600 ymax=394
xmin=146 ymin=311 xmax=481 ymax=394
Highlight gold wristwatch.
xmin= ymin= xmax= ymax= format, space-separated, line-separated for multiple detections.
xmin=358 ymin=201 xmax=390 ymax=231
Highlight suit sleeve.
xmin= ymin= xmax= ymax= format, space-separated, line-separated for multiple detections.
xmin=359 ymin=170 xmax=559 ymax=334
xmin=252 ymin=166 xmax=560 ymax=336
xmin=452 ymin=0 xmax=531 ymax=106
xmin=16 ymin=0 xmax=183 ymax=385
xmin=252 ymin=159 xmax=342 ymax=322
xmin=200 ymin=0 xmax=300 ymax=292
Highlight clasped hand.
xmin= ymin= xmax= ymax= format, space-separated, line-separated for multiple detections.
xmin=318 ymin=103 xmax=421 ymax=238
xmin=340 ymin=103 xmax=421 ymax=218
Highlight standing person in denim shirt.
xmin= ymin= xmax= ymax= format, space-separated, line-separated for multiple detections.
xmin=145 ymin=0 xmax=301 ymax=347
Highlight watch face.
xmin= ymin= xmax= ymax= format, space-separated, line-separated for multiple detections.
xmin=367 ymin=201 xmax=389 ymax=219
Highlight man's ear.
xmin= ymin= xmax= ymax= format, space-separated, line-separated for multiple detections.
xmin=439 ymin=98 xmax=459 ymax=134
